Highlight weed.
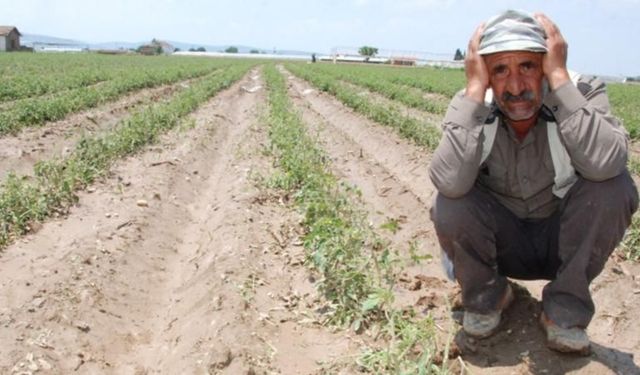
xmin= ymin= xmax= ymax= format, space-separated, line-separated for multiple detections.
xmin=380 ymin=217 xmax=401 ymax=234
xmin=263 ymin=63 xmax=449 ymax=373
xmin=621 ymin=212 xmax=640 ymax=261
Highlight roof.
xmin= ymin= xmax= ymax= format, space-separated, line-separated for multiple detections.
xmin=391 ymin=56 xmax=418 ymax=61
xmin=150 ymin=39 xmax=174 ymax=50
xmin=0 ymin=26 xmax=21 ymax=37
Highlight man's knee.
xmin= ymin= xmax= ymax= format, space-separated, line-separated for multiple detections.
xmin=431 ymin=188 xmax=490 ymax=237
xmin=570 ymin=171 xmax=639 ymax=217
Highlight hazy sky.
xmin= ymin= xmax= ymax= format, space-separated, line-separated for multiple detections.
xmin=1 ymin=0 xmax=638 ymax=77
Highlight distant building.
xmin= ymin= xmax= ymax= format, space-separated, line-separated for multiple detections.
xmin=390 ymin=56 xmax=417 ymax=66
xmin=139 ymin=39 xmax=175 ymax=55
xmin=0 ymin=26 xmax=21 ymax=52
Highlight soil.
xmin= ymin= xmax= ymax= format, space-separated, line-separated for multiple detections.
xmin=0 ymin=66 xmax=639 ymax=374
xmin=0 ymin=78 xmax=193 ymax=181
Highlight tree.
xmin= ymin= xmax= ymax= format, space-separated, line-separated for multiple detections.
xmin=358 ymin=46 xmax=378 ymax=57
xmin=225 ymin=46 xmax=238 ymax=53
xmin=196 ymin=47 xmax=206 ymax=52
xmin=454 ymin=48 xmax=465 ymax=61
xmin=250 ymin=49 xmax=260 ymax=54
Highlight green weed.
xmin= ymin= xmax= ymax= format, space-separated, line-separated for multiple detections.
xmin=263 ymin=63 xmax=449 ymax=373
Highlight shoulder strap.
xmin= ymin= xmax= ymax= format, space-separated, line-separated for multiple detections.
xmin=546 ymin=122 xmax=578 ymax=197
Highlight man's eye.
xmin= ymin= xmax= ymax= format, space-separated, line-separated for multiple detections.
xmin=493 ymin=66 xmax=508 ymax=77
xmin=521 ymin=62 xmax=537 ymax=74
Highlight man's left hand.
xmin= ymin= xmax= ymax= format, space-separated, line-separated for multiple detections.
xmin=534 ymin=13 xmax=571 ymax=90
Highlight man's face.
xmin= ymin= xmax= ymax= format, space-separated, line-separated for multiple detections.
xmin=484 ymin=51 xmax=545 ymax=122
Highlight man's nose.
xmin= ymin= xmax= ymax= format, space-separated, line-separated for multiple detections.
xmin=506 ymin=72 xmax=526 ymax=96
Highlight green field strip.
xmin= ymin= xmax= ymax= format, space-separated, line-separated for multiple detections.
xmin=302 ymin=64 xmax=448 ymax=115
xmin=0 ymin=70 xmax=109 ymax=103
xmin=0 ymin=62 xmax=228 ymax=135
xmin=285 ymin=63 xmax=442 ymax=151
xmin=310 ymin=62 xmax=465 ymax=98
xmin=0 ymin=62 xmax=254 ymax=248
xmin=609 ymin=83 xmax=640 ymax=140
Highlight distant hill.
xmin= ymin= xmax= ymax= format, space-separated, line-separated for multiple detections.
xmin=20 ymin=33 xmax=316 ymax=56
xmin=21 ymin=33 xmax=89 ymax=47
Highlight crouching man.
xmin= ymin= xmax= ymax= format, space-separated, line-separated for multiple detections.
xmin=429 ymin=10 xmax=638 ymax=354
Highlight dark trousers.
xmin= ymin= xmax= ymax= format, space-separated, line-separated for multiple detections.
xmin=431 ymin=171 xmax=638 ymax=329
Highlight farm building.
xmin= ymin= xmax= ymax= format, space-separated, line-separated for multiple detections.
xmin=390 ymin=56 xmax=417 ymax=66
xmin=139 ymin=39 xmax=175 ymax=55
xmin=0 ymin=26 xmax=21 ymax=52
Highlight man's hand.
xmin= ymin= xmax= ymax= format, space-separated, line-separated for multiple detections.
xmin=464 ymin=22 xmax=489 ymax=104
xmin=534 ymin=13 xmax=570 ymax=90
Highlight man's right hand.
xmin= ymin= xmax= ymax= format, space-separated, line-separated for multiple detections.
xmin=464 ymin=23 xmax=490 ymax=104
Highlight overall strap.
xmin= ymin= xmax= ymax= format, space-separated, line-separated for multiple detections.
xmin=480 ymin=70 xmax=582 ymax=197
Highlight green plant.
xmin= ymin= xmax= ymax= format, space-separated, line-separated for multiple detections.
xmin=380 ymin=217 xmax=401 ymax=234
xmin=286 ymin=63 xmax=442 ymax=151
xmin=621 ymin=212 xmax=640 ymax=261
xmin=263 ymin=63 xmax=450 ymax=373
xmin=0 ymin=63 xmax=253 ymax=248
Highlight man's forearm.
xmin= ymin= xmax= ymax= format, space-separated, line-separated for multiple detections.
xmin=429 ymin=93 xmax=490 ymax=197
xmin=545 ymin=78 xmax=629 ymax=181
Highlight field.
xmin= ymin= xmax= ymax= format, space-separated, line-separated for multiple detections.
xmin=1 ymin=53 xmax=639 ymax=374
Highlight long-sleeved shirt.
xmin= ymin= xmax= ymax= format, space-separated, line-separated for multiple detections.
xmin=429 ymin=76 xmax=629 ymax=219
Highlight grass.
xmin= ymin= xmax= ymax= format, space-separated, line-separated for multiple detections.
xmin=263 ymin=63 xmax=452 ymax=373
xmin=621 ymin=212 xmax=640 ymax=261
xmin=609 ymin=83 xmax=640 ymax=140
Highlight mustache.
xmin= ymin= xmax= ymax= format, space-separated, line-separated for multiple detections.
xmin=502 ymin=91 xmax=535 ymax=102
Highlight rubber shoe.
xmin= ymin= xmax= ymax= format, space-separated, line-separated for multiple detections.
xmin=540 ymin=312 xmax=590 ymax=355
xmin=463 ymin=284 xmax=514 ymax=339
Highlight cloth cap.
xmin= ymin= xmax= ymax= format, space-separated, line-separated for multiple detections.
xmin=478 ymin=10 xmax=547 ymax=55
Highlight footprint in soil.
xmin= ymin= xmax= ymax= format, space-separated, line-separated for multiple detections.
xmin=453 ymin=283 xmax=640 ymax=375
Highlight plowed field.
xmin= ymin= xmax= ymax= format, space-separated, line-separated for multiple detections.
xmin=1 ymin=57 xmax=639 ymax=375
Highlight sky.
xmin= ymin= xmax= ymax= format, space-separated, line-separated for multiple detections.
xmin=1 ymin=0 xmax=638 ymax=77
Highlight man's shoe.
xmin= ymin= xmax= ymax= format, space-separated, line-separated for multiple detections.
xmin=463 ymin=284 xmax=514 ymax=338
xmin=540 ymin=312 xmax=590 ymax=355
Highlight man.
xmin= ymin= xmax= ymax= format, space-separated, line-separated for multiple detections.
xmin=429 ymin=10 xmax=638 ymax=354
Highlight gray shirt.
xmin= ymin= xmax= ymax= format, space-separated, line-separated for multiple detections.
xmin=429 ymin=76 xmax=629 ymax=219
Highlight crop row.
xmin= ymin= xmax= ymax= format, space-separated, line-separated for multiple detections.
xmin=301 ymin=63 xmax=450 ymax=115
xmin=285 ymin=63 xmax=442 ymax=151
xmin=0 ymin=54 xmax=235 ymax=103
xmin=316 ymin=63 xmax=465 ymax=98
xmin=0 ymin=62 xmax=254 ymax=248
xmin=0 ymin=69 xmax=107 ymax=103
xmin=0 ymin=58 xmax=233 ymax=135
xmin=264 ymin=64 xmax=450 ymax=373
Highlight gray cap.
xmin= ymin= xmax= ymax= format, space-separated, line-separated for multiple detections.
xmin=478 ymin=10 xmax=547 ymax=55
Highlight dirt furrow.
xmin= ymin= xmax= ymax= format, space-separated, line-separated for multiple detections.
xmin=285 ymin=68 xmax=640 ymax=374
xmin=0 ymin=69 xmax=356 ymax=374
xmin=286 ymin=66 xmax=454 ymax=313
xmin=0 ymin=78 xmax=193 ymax=182
xmin=284 ymin=70 xmax=437 ymax=211
xmin=338 ymin=79 xmax=443 ymax=125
